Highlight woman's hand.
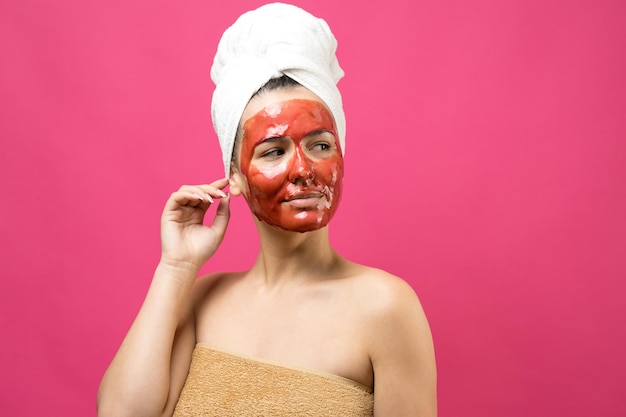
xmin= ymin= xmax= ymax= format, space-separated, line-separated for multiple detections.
xmin=160 ymin=178 xmax=231 ymax=271
xmin=98 ymin=181 xmax=230 ymax=417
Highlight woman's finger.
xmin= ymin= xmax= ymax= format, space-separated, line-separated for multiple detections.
xmin=210 ymin=194 xmax=231 ymax=235
xmin=196 ymin=179 xmax=230 ymax=199
xmin=164 ymin=179 xmax=230 ymax=212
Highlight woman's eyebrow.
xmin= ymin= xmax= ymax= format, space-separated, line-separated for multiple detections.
xmin=256 ymin=136 xmax=290 ymax=146
xmin=304 ymin=129 xmax=333 ymax=138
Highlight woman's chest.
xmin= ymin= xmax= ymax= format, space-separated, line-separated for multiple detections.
xmin=194 ymin=284 xmax=373 ymax=388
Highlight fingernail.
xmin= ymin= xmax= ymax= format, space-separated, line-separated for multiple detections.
xmin=192 ymin=193 xmax=204 ymax=200
xmin=218 ymin=190 xmax=227 ymax=198
xmin=205 ymin=193 xmax=214 ymax=203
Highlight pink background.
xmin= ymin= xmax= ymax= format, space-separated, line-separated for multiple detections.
xmin=1 ymin=0 xmax=624 ymax=415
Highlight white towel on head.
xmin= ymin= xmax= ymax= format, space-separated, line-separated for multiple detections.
xmin=211 ymin=2 xmax=345 ymax=176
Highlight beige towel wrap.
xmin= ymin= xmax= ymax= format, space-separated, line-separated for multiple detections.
xmin=173 ymin=344 xmax=374 ymax=416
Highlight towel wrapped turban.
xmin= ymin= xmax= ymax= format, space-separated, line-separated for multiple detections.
xmin=211 ymin=3 xmax=345 ymax=176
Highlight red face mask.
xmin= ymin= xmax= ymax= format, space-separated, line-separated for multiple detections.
xmin=239 ymin=98 xmax=344 ymax=232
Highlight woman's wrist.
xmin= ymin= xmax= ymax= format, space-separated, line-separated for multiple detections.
xmin=158 ymin=257 xmax=203 ymax=273
xmin=155 ymin=258 xmax=202 ymax=287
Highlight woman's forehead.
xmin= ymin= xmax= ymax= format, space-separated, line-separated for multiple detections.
xmin=242 ymin=99 xmax=337 ymax=145
xmin=241 ymin=86 xmax=326 ymax=123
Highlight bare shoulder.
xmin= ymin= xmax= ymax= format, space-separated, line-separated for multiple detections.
xmin=346 ymin=263 xmax=428 ymax=321
xmin=347 ymin=264 xmax=437 ymax=416
xmin=189 ymin=271 xmax=245 ymax=307
xmin=342 ymin=263 xmax=434 ymax=356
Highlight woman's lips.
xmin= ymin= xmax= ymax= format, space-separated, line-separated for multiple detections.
xmin=283 ymin=192 xmax=324 ymax=208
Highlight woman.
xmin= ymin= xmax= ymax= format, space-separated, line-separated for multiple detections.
xmin=98 ymin=4 xmax=436 ymax=416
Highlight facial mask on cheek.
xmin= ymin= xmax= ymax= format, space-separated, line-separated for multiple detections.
xmin=239 ymin=99 xmax=344 ymax=232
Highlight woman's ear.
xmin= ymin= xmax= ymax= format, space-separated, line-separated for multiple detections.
xmin=228 ymin=168 xmax=246 ymax=197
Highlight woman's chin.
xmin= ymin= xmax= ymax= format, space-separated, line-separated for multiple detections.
xmin=257 ymin=211 xmax=333 ymax=233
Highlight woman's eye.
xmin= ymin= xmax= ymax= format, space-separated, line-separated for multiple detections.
xmin=311 ymin=142 xmax=330 ymax=151
xmin=260 ymin=148 xmax=285 ymax=158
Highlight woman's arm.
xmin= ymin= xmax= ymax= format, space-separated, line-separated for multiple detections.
xmin=97 ymin=179 xmax=230 ymax=417
xmin=369 ymin=277 xmax=437 ymax=417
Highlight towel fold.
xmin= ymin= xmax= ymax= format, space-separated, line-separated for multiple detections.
xmin=211 ymin=3 xmax=346 ymax=176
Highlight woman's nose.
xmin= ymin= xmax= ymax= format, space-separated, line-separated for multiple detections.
xmin=288 ymin=147 xmax=315 ymax=182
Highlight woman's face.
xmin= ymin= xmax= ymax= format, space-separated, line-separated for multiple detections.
xmin=232 ymin=87 xmax=344 ymax=232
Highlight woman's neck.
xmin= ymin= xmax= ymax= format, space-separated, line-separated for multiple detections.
xmin=249 ymin=221 xmax=341 ymax=288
